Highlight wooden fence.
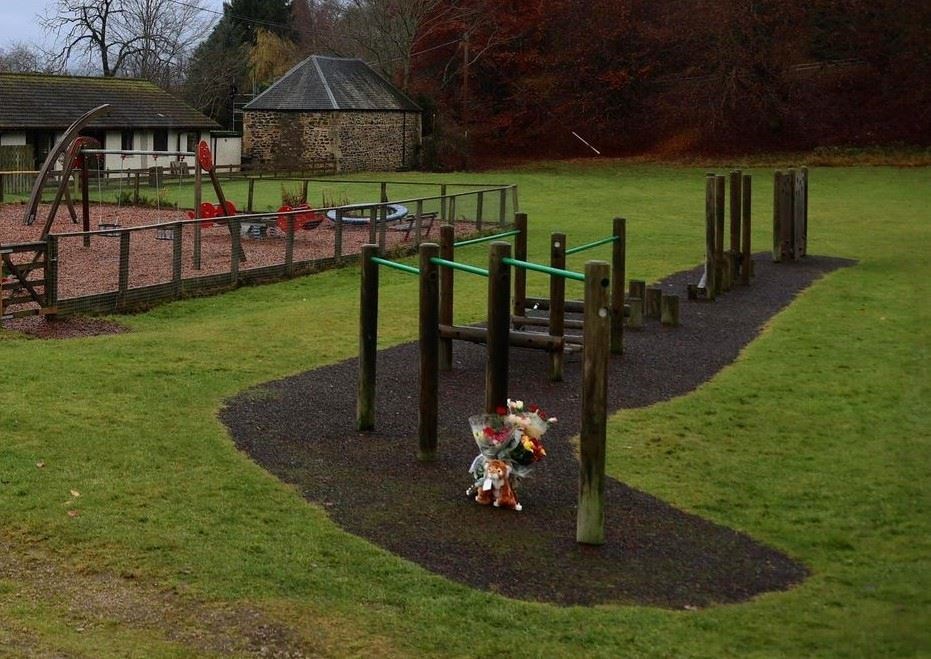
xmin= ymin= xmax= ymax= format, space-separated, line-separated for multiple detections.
xmin=0 ymin=145 xmax=35 ymax=198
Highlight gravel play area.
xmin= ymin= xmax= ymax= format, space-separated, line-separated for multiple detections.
xmin=221 ymin=254 xmax=854 ymax=608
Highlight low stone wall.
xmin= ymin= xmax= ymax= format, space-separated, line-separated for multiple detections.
xmin=244 ymin=110 xmax=421 ymax=173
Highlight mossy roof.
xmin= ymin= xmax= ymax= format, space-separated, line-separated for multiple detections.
xmin=0 ymin=73 xmax=219 ymax=130
xmin=244 ymin=56 xmax=420 ymax=113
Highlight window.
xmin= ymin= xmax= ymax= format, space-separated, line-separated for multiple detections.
xmin=186 ymin=132 xmax=198 ymax=153
xmin=153 ymin=128 xmax=168 ymax=152
xmin=121 ymin=130 xmax=134 ymax=151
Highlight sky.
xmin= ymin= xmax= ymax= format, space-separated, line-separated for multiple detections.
xmin=0 ymin=0 xmax=227 ymax=52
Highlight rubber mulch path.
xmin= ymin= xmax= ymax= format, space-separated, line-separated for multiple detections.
xmin=221 ymin=254 xmax=853 ymax=608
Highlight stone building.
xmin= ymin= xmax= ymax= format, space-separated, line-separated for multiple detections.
xmin=242 ymin=56 xmax=421 ymax=173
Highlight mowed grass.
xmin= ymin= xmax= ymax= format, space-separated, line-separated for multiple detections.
xmin=1 ymin=163 xmax=928 ymax=657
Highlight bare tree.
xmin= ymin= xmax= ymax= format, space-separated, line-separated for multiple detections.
xmin=0 ymin=42 xmax=55 ymax=73
xmin=41 ymin=0 xmax=208 ymax=82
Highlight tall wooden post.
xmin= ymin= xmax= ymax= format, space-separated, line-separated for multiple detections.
xmin=172 ymin=223 xmax=183 ymax=298
xmin=285 ymin=213 xmax=295 ymax=276
xmin=729 ymin=170 xmax=742 ymax=254
xmin=414 ymin=199 xmax=424 ymax=245
xmin=439 ymin=224 xmax=455 ymax=371
xmin=577 ymin=260 xmax=610 ymax=545
xmin=357 ymin=244 xmax=379 ymax=431
xmin=512 ymin=212 xmax=528 ymax=320
xmin=419 ymin=243 xmax=440 ymax=461
xmin=704 ymin=174 xmax=717 ymax=299
xmin=380 ymin=181 xmax=388 ymax=203
xmin=772 ymin=171 xmax=782 ymax=261
xmin=475 ymin=191 xmax=484 ymax=231
xmin=549 ymin=232 xmax=566 ymax=382
xmin=498 ymin=188 xmax=507 ymax=226
xmin=784 ymin=168 xmax=798 ymax=260
xmin=610 ymin=217 xmax=625 ymax=354
xmin=334 ymin=208 xmax=344 ymax=258
xmin=741 ymin=174 xmax=752 ymax=285
xmin=80 ymin=156 xmax=90 ymax=248
xmin=486 ymin=241 xmax=511 ymax=413
xmin=378 ymin=203 xmax=388 ymax=249
xmin=440 ymin=184 xmax=448 ymax=222
xmin=714 ymin=175 xmax=726 ymax=294
xmin=801 ymin=167 xmax=809 ymax=257
xmin=193 ymin=162 xmax=202 ymax=270
xmin=247 ymin=178 xmax=255 ymax=212
xmin=45 ymin=236 xmax=59 ymax=319
xmin=792 ymin=168 xmax=805 ymax=260
xmin=229 ymin=218 xmax=241 ymax=283
xmin=302 ymin=179 xmax=310 ymax=204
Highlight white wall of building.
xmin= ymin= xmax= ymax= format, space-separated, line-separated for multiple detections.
xmin=0 ymin=132 xmax=27 ymax=146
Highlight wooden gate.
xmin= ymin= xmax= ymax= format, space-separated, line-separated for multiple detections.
xmin=0 ymin=241 xmax=53 ymax=320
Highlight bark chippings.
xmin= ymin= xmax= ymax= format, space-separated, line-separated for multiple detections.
xmin=221 ymin=254 xmax=853 ymax=608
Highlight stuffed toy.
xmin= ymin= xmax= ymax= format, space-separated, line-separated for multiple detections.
xmin=472 ymin=459 xmax=522 ymax=511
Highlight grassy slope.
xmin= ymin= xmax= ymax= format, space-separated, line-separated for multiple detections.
xmin=1 ymin=164 xmax=928 ymax=657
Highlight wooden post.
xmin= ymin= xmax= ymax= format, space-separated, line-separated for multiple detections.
xmin=378 ymin=203 xmax=388 ymax=250
xmin=549 ymin=232 xmax=566 ymax=382
xmin=512 ymin=212 xmax=528 ymax=319
xmin=439 ymin=225 xmax=455 ymax=371
xmin=476 ymin=190 xmax=484 ymax=231
xmin=715 ymin=175 xmax=726 ymax=294
xmin=773 ymin=171 xmax=783 ymax=263
xmin=0 ymin=173 xmax=4 ymax=203
xmin=780 ymin=170 xmax=795 ymax=261
xmin=247 ymin=178 xmax=255 ymax=212
xmin=118 ymin=231 xmax=130 ymax=308
xmin=644 ymin=287 xmax=662 ymax=319
xmin=285 ymin=213 xmax=295 ymax=276
xmin=45 ymin=236 xmax=59 ymax=318
xmin=193 ymin=163 xmax=202 ymax=270
xmin=380 ymin=181 xmax=388 ymax=203
xmin=172 ymin=223 xmax=183 ymax=298
xmin=628 ymin=279 xmax=645 ymax=302
xmin=498 ymin=188 xmax=507 ymax=226
xmin=419 ymin=242 xmax=440 ymax=461
xmin=627 ymin=297 xmax=643 ymax=329
xmin=661 ymin=295 xmax=680 ymax=327
xmin=486 ymin=241 xmax=511 ymax=413
xmin=577 ymin=260 xmax=610 ymax=545
xmin=440 ymin=184 xmax=447 ymax=222
xmin=414 ymin=199 xmax=424 ymax=245
xmin=230 ymin=218 xmax=241 ymax=283
xmin=80 ymin=157 xmax=90 ymax=248
xmin=511 ymin=185 xmax=520 ymax=214
xmin=793 ymin=168 xmax=805 ymax=261
xmin=729 ymin=170 xmax=742 ymax=254
xmin=357 ymin=244 xmax=379 ymax=431
xmin=705 ymin=174 xmax=717 ymax=299
xmin=741 ymin=174 xmax=752 ymax=285
xmin=133 ymin=172 xmax=140 ymax=205
xmin=610 ymin=217 xmax=625 ymax=354
xmin=334 ymin=208 xmax=344 ymax=258
xmin=801 ymin=166 xmax=808 ymax=257
xmin=302 ymin=179 xmax=310 ymax=204
xmin=367 ymin=206 xmax=377 ymax=244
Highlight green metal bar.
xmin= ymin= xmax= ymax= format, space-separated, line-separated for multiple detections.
xmin=429 ymin=257 xmax=489 ymax=277
xmin=453 ymin=229 xmax=520 ymax=248
xmin=564 ymin=235 xmax=618 ymax=255
xmin=501 ymin=257 xmax=585 ymax=282
xmin=371 ymin=256 xmax=420 ymax=275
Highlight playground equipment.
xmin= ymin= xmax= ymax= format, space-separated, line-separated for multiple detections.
xmin=357 ymin=238 xmax=613 ymax=545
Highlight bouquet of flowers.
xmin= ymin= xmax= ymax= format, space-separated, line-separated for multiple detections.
xmin=467 ymin=399 xmax=556 ymax=501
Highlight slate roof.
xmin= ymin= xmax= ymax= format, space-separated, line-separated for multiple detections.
xmin=244 ymin=56 xmax=420 ymax=112
xmin=0 ymin=73 xmax=220 ymax=130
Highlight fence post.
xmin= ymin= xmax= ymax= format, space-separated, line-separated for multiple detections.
xmin=476 ymin=190 xmax=484 ymax=231
xmin=247 ymin=178 xmax=255 ymax=212
xmin=439 ymin=224 xmax=455 ymax=371
xmin=611 ymin=217 xmax=626 ymax=354
xmin=378 ymin=203 xmax=388 ymax=250
xmin=285 ymin=213 xmax=295 ymax=276
xmin=193 ymin=163 xmax=202 ymax=270
xmin=440 ymin=184 xmax=447 ymax=222
xmin=645 ymin=287 xmax=662 ymax=319
xmin=705 ymin=174 xmax=717 ymax=299
xmin=133 ymin=172 xmax=140 ymax=205
xmin=172 ymin=223 xmax=183 ymax=298
xmin=302 ymin=179 xmax=310 ymax=204
xmin=498 ymin=188 xmax=507 ymax=226
xmin=792 ymin=168 xmax=805 ymax=261
xmin=357 ymin=244 xmax=379 ymax=431
xmin=661 ymin=295 xmax=680 ymax=327
xmin=773 ymin=171 xmax=783 ymax=262
xmin=334 ymin=208 xmax=344 ymax=258
xmin=118 ymin=232 xmax=130 ymax=309
xmin=230 ymin=218 xmax=241 ymax=283
xmin=419 ymin=242 xmax=440 ymax=461
xmin=45 ymin=236 xmax=58 ymax=319
xmin=414 ymin=199 xmax=424 ymax=245
xmin=512 ymin=212 xmax=528 ymax=320
xmin=380 ymin=181 xmax=388 ymax=203
xmin=0 ymin=173 xmax=4 ymax=203
xmin=549 ymin=232 xmax=566 ymax=382
xmin=368 ymin=206 xmax=377 ymax=244
xmin=801 ymin=166 xmax=809 ymax=257
xmin=741 ymin=174 xmax=752 ymax=285
xmin=486 ymin=241 xmax=511 ymax=413
xmin=511 ymin=185 xmax=520 ymax=214
xmin=577 ymin=259 xmax=610 ymax=545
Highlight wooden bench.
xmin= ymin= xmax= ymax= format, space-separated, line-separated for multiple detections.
xmin=389 ymin=211 xmax=438 ymax=241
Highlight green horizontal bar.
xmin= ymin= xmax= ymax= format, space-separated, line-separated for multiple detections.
xmin=371 ymin=256 xmax=420 ymax=275
xmin=564 ymin=235 xmax=618 ymax=255
xmin=430 ymin=257 xmax=489 ymax=277
xmin=453 ymin=229 xmax=520 ymax=248
xmin=501 ymin=257 xmax=585 ymax=282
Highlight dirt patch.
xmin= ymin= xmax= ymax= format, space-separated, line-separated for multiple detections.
xmin=0 ymin=534 xmax=319 ymax=657
xmin=221 ymin=254 xmax=854 ymax=608
xmin=2 ymin=315 xmax=128 ymax=339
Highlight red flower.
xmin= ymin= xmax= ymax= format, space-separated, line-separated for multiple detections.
xmin=496 ymin=406 xmax=508 ymax=415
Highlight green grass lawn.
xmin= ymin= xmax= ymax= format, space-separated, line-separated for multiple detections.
xmin=1 ymin=162 xmax=928 ymax=657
